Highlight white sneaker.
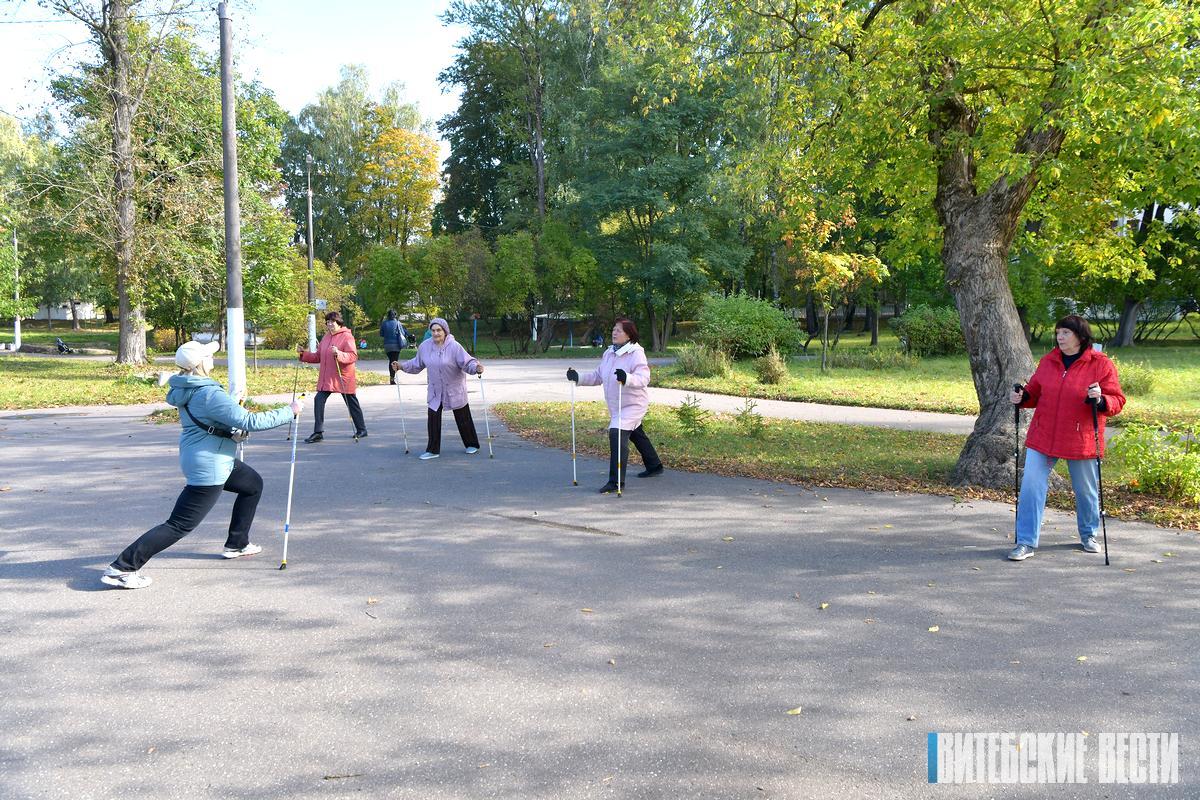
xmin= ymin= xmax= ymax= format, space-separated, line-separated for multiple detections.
xmin=221 ymin=543 xmax=263 ymax=559
xmin=465 ymin=447 xmax=479 ymax=454
xmin=100 ymin=566 xmax=152 ymax=589
xmin=419 ymin=452 xmax=440 ymax=460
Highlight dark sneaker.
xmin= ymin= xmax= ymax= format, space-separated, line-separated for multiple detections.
xmin=598 ymin=482 xmax=619 ymax=494
xmin=637 ymin=465 xmax=664 ymax=478
xmin=304 ymin=432 xmax=323 ymax=443
xmin=1081 ymin=538 xmax=1102 ymax=554
xmin=353 ymin=430 xmax=368 ymax=439
xmin=1007 ymin=544 xmax=1036 ymax=561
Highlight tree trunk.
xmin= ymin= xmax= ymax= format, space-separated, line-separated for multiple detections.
xmin=820 ymin=307 xmax=829 ymax=372
xmin=46 ymin=308 xmax=53 ymax=331
xmin=1110 ymin=296 xmax=1140 ymax=348
xmin=70 ymin=300 xmax=81 ymax=331
xmin=841 ymin=300 xmax=857 ymax=332
xmin=805 ymin=292 xmax=819 ymax=336
xmin=106 ymin=0 xmax=147 ymax=364
xmin=1016 ymin=305 xmax=1031 ymax=342
xmin=866 ymin=303 xmax=879 ymax=346
xmin=943 ymin=218 xmax=1036 ymax=488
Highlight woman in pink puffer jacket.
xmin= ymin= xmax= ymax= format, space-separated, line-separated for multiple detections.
xmin=569 ymin=318 xmax=664 ymax=493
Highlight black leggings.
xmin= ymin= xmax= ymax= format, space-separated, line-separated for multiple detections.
xmin=312 ymin=391 xmax=366 ymax=434
xmin=112 ymin=460 xmax=263 ymax=571
xmin=609 ymin=425 xmax=662 ymax=483
xmin=386 ymin=350 xmax=401 ymax=384
xmin=427 ymin=404 xmax=480 ymax=454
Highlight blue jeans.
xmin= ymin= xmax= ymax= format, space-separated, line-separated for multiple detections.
xmin=1016 ymin=448 xmax=1100 ymax=548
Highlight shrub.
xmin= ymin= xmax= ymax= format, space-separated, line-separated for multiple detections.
xmin=827 ymin=347 xmax=921 ymax=370
xmin=672 ymin=394 xmax=711 ymax=436
xmin=734 ymin=397 xmax=766 ymax=438
xmin=675 ymin=342 xmax=733 ymax=378
xmin=890 ymin=305 xmax=965 ymax=356
xmin=1110 ymin=424 xmax=1200 ymax=505
xmin=148 ymin=328 xmax=176 ymax=352
xmin=696 ymin=293 xmax=801 ymax=358
xmin=1109 ymin=356 xmax=1155 ymax=396
xmin=755 ymin=345 xmax=789 ymax=384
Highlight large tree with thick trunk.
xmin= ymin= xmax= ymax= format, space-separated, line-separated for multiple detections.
xmin=713 ymin=0 xmax=1199 ymax=487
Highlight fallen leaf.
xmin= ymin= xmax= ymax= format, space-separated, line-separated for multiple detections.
xmin=927 ymin=582 xmax=936 ymax=587
xmin=0 ymin=487 xmax=11 ymax=492
xmin=366 ymin=598 xmax=379 ymax=605
xmin=1009 ymin=660 xmax=1021 ymax=665
xmin=785 ymin=706 xmax=803 ymax=715
xmin=1152 ymin=559 xmax=1164 ymax=564
xmin=884 ymin=524 xmax=893 ymax=528
xmin=927 ymin=625 xmax=940 ymax=633
xmin=722 ymin=536 xmax=735 ymax=542
xmin=1163 ymin=552 xmax=1177 ymax=558
xmin=1076 ymin=656 xmax=1088 ymax=662
xmin=478 ymin=763 xmax=490 ymax=769
xmin=607 ymin=659 xmax=616 ymax=666
xmin=971 ymin=567 xmax=981 ymax=571
xmin=1122 ymin=568 xmax=1136 ymax=573
xmin=818 ymin=602 xmax=829 ymax=610
xmin=147 ymin=746 xmax=155 ymax=754
xmin=1082 ymin=731 xmax=1089 ymax=737
xmin=906 ymin=715 xmax=917 ymax=721
xmin=864 ymin=618 xmax=876 ymax=624
xmin=580 ymin=608 xmax=594 ymax=614
xmin=543 ymin=643 xmax=555 ymax=648
xmin=794 ymin=593 xmax=801 ymax=600
xmin=364 ymin=611 xmax=377 ymax=619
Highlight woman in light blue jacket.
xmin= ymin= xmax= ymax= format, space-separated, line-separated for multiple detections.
xmin=101 ymin=341 xmax=303 ymax=589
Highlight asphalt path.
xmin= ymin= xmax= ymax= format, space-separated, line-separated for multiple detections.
xmin=0 ymin=367 xmax=1192 ymax=798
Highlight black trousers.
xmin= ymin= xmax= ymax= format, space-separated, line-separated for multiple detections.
xmin=427 ymin=404 xmax=480 ymax=454
xmin=386 ymin=350 xmax=401 ymax=384
xmin=609 ymin=424 xmax=662 ymax=483
xmin=312 ymin=390 xmax=366 ymax=434
xmin=112 ymin=460 xmax=263 ymax=571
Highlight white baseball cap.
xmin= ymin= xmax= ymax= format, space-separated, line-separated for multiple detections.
xmin=175 ymin=340 xmax=220 ymax=370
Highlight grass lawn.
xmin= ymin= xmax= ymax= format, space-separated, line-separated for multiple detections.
xmin=656 ymin=339 xmax=1200 ymax=428
xmin=495 ymin=401 xmax=1200 ymax=530
xmin=0 ymin=356 xmax=388 ymax=410
xmin=1 ymin=320 xmax=122 ymax=351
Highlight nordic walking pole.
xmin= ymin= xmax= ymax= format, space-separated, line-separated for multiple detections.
xmin=570 ymin=379 xmax=578 ymax=486
xmin=1013 ymin=383 xmax=1023 ymax=544
xmin=280 ymin=393 xmax=304 ymax=571
xmin=616 ymin=377 xmax=623 ymax=498
xmin=1088 ymin=394 xmax=1110 ymax=566
xmin=478 ymin=373 xmax=494 ymax=458
xmin=394 ymin=380 xmax=410 ymax=454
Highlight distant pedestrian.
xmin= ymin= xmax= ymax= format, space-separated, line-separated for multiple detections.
xmin=1008 ymin=315 xmax=1125 ymax=561
xmin=100 ymin=340 xmax=303 ymax=589
xmin=568 ymin=318 xmax=663 ymax=493
xmin=393 ymin=317 xmax=484 ymax=460
xmin=298 ymin=311 xmax=367 ymax=442
xmin=379 ymin=309 xmax=407 ymax=384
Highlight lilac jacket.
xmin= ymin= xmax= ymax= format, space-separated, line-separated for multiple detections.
xmin=578 ymin=342 xmax=650 ymax=430
xmin=400 ymin=317 xmax=480 ymax=410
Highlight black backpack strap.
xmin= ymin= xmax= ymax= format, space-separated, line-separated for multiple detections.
xmin=179 ymin=401 xmax=236 ymax=440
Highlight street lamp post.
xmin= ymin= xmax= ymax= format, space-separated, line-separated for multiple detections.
xmin=11 ymin=227 xmax=19 ymax=352
xmin=305 ymin=152 xmax=317 ymax=353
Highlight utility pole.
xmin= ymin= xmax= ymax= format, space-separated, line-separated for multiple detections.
xmin=306 ymin=152 xmax=316 ymax=352
xmin=11 ymin=228 xmax=19 ymax=352
xmin=218 ymin=2 xmax=246 ymax=399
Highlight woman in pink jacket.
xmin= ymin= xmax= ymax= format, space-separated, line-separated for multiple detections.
xmin=392 ymin=317 xmax=485 ymax=460
xmin=1007 ymin=315 xmax=1125 ymax=561
xmin=297 ymin=311 xmax=367 ymax=443
xmin=568 ymin=318 xmax=663 ymax=493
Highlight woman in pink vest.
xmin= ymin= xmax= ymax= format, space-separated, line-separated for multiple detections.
xmin=297 ymin=311 xmax=367 ymax=442
xmin=1007 ymin=315 xmax=1125 ymax=561
xmin=568 ymin=318 xmax=664 ymax=493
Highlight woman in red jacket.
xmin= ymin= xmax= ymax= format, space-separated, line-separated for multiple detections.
xmin=1007 ymin=315 xmax=1125 ymax=561
xmin=297 ymin=311 xmax=367 ymax=442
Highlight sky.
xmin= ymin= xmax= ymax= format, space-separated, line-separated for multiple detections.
xmin=0 ymin=0 xmax=468 ymax=155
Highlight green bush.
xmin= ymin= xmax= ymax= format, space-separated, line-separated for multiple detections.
xmin=672 ymin=394 xmax=711 ymax=436
xmin=1109 ymin=356 xmax=1155 ymax=396
xmin=675 ymin=342 xmax=733 ymax=378
xmin=1110 ymin=424 xmax=1200 ymax=505
xmin=755 ymin=345 xmax=789 ymax=384
xmin=890 ymin=305 xmax=965 ymax=356
xmin=696 ymin=293 xmax=801 ymax=358
xmin=827 ymin=347 xmax=921 ymax=370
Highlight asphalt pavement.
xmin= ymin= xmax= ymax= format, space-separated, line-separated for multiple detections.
xmin=0 ymin=366 xmax=1194 ymax=799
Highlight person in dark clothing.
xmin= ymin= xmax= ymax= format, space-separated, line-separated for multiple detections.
xmin=379 ymin=309 xmax=407 ymax=384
